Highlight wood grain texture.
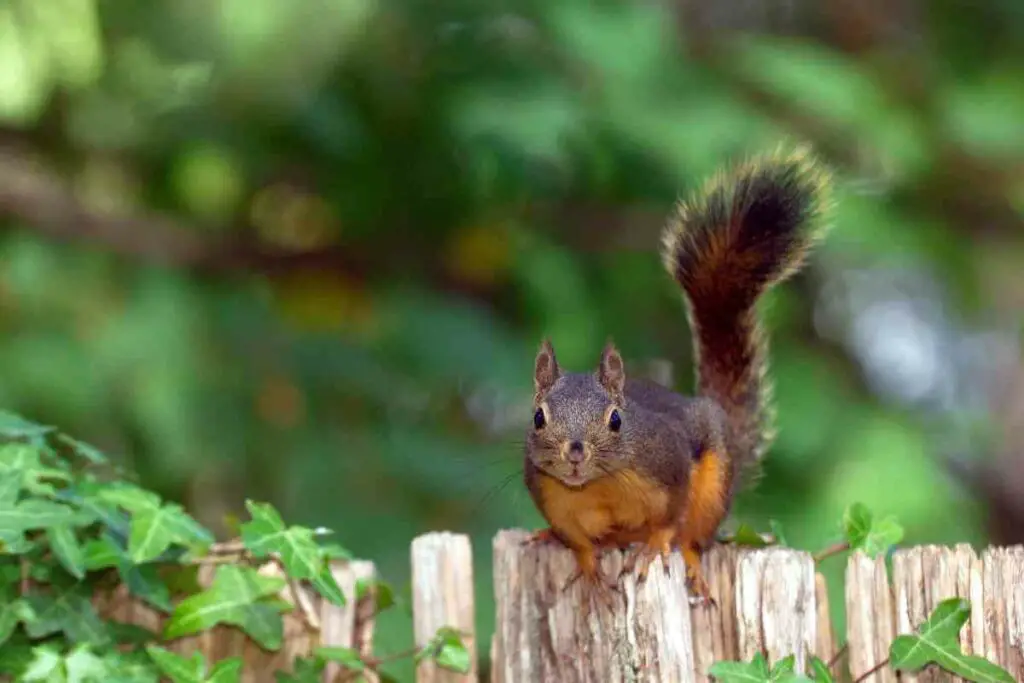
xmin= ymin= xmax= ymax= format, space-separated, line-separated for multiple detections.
xmin=690 ymin=545 xmax=740 ymax=682
xmin=981 ymin=547 xmax=1024 ymax=682
xmin=320 ymin=560 xmax=378 ymax=683
xmin=491 ymin=530 xmax=821 ymax=683
xmin=814 ymin=572 xmax=835 ymax=667
xmin=845 ymin=552 xmax=895 ymax=683
xmin=735 ymin=549 xmax=817 ymax=674
xmin=846 ymin=545 xmax=1024 ymax=683
xmin=90 ymin=559 xmax=377 ymax=683
xmin=411 ymin=532 xmax=477 ymax=683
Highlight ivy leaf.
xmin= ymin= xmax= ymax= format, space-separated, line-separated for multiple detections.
xmin=129 ymin=503 xmax=213 ymax=564
xmin=772 ymin=655 xmax=796 ymax=676
xmin=0 ymin=529 xmax=33 ymax=554
xmin=0 ymin=598 xmax=33 ymax=646
xmin=21 ymin=646 xmax=65 ymax=682
xmin=24 ymin=587 xmax=110 ymax=645
xmin=95 ymin=482 xmax=163 ymax=512
xmin=708 ymin=652 xmax=815 ymax=683
xmin=427 ymin=627 xmax=472 ymax=674
xmin=83 ymin=535 xmax=125 ymax=571
xmin=0 ymin=475 xmax=19 ymax=507
xmin=316 ymin=646 xmax=365 ymax=671
xmin=274 ymin=657 xmax=324 ymax=683
xmin=707 ymin=660 xmax=768 ymax=682
xmin=55 ymin=435 xmax=109 ymax=466
xmin=48 ymin=526 xmax=87 ymax=579
xmin=357 ymin=577 xmax=396 ymax=613
xmin=808 ymin=656 xmax=833 ymax=682
xmin=843 ymin=503 xmax=903 ymax=557
xmin=64 ymin=645 xmax=110 ymax=683
xmin=145 ymin=646 xmax=204 ymax=683
xmin=163 ymin=565 xmax=290 ymax=650
xmin=120 ymin=564 xmax=173 ymax=613
xmin=890 ymin=597 xmax=1014 ymax=682
xmin=95 ymin=647 xmax=161 ymax=682
xmin=435 ymin=641 xmax=471 ymax=674
xmin=240 ymin=500 xmax=345 ymax=606
xmin=730 ymin=523 xmax=772 ymax=548
xmin=20 ymin=644 xmax=114 ymax=683
xmin=207 ymin=658 xmax=242 ymax=683
xmin=0 ymin=444 xmax=72 ymax=498
xmin=107 ymin=621 xmax=158 ymax=646
xmin=67 ymin=485 xmax=131 ymax=539
xmin=0 ymin=499 xmax=80 ymax=532
xmin=0 ymin=411 xmax=54 ymax=439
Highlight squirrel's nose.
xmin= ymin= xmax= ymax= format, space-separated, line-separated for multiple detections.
xmin=567 ymin=440 xmax=585 ymax=464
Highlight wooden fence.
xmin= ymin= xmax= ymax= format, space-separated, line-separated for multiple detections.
xmin=93 ymin=530 xmax=1024 ymax=683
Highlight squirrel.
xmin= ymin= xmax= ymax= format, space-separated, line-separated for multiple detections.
xmin=522 ymin=147 xmax=832 ymax=607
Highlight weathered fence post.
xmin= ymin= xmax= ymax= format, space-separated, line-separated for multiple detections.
xmin=846 ymin=544 xmax=1024 ymax=683
xmin=815 ymin=572 xmax=836 ymax=666
xmin=411 ymin=532 xmax=477 ymax=683
xmin=735 ymin=549 xmax=817 ymax=673
xmin=319 ymin=560 xmax=378 ymax=683
xmin=90 ymin=558 xmax=378 ymax=683
xmin=491 ymin=529 xmax=820 ymax=683
xmin=846 ymin=552 xmax=896 ymax=683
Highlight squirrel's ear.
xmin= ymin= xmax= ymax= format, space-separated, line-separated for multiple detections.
xmin=534 ymin=338 xmax=560 ymax=399
xmin=598 ymin=342 xmax=625 ymax=401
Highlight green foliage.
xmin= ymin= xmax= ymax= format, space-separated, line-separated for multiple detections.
xmin=708 ymin=652 xmax=814 ymax=683
xmin=0 ymin=0 xmax=1016 ymax=671
xmin=807 ymin=657 xmax=832 ymax=683
xmin=240 ymin=500 xmax=345 ymax=606
xmin=163 ymin=565 xmax=291 ymax=649
xmin=890 ymin=598 xmax=1014 ymax=683
xmin=724 ymin=523 xmax=774 ymax=548
xmin=842 ymin=503 xmax=904 ymax=557
xmin=710 ymin=599 xmax=1014 ymax=683
xmin=0 ymin=412 xmax=470 ymax=681
xmin=145 ymin=647 xmax=242 ymax=683
xmin=415 ymin=626 xmax=472 ymax=674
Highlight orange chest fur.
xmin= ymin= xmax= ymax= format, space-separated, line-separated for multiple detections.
xmin=536 ymin=470 xmax=672 ymax=543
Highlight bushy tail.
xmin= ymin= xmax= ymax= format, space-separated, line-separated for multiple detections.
xmin=661 ymin=147 xmax=832 ymax=476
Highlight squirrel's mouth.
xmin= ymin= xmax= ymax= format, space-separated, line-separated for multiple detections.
xmin=559 ymin=468 xmax=589 ymax=488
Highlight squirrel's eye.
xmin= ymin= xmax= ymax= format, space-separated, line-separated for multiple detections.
xmin=608 ymin=409 xmax=622 ymax=432
xmin=533 ymin=408 xmax=546 ymax=430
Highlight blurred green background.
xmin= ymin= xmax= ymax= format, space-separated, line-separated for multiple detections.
xmin=1 ymin=0 xmax=1022 ymax=678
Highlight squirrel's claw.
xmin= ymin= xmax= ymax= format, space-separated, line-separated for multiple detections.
xmin=685 ymin=565 xmax=717 ymax=608
xmin=619 ymin=545 xmax=672 ymax=583
xmin=521 ymin=527 xmax=561 ymax=547
xmin=681 ymin=543 xmax=718 ymax=608
xmin=621 ymin=527 xmax=676 ymax=583
xmin=563 ymin=565 xmax=620 ymax=613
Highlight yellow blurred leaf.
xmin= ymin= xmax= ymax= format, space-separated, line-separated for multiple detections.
xmin=444 ymin=221 xmax=512 ymax=287
xmin=271 ymin=272 xmax=376 ymax=338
